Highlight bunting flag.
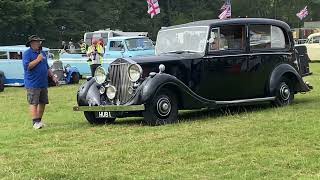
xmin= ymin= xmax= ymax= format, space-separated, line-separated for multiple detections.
xmin=147 ymin=0 xmax=160 ymax=18
xmin=219 ymin=0 xmax=232 ymax=20
xmin=296 ymin=6 xmax=309 ymax=20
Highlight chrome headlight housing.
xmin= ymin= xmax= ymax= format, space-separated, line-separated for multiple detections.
xmin=128 ymin=64 xmax=142 ymax=82
xmin=106 ymin=85 xmax=117 ymax=100
xmin=94 ymin=66 xmax=107 ymax=84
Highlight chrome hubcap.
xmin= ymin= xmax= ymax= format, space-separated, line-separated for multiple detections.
xmin=157 ymin=97 xmax=171 ymax=117
xmin=280 ymin=84 xmax=290 ymax=101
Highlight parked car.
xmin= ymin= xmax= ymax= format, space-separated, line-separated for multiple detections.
xmin=58 ymin=36 xmax=155 ymax=77
xmin=48 ymin=60 xmax=80 ymax=86
xmin=0 ymin=45 xmax=50 ymax=86
xmin=74 ymin=18 xmax=312 ymax=126
xmin=105 ymin=36 xmax=155 ymax=59
xmin=0 ymin=70 xmax=4 ymax=92
xmin=296 ymin=33 xmax=320 ymax=61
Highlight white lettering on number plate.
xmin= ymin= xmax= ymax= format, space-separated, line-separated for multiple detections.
xmin=98 ymin=112 xmax=112 ymax=118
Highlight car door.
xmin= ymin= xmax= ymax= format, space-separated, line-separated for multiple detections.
xmin=8 ymin=51 xmax=24 ymax=84
xmin=0 ymin=51 xmax=9 ymax=83
xmin=305 ymin=36 xmax=320 ymax=61
xmin=200 ymin=25 xmax=251 ymax=101
xmin=248 ymin=24 xmax=292 ymax=98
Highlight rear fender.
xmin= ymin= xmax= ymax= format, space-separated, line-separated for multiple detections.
xmin=269 ymin=64 xmax=309 ymax=96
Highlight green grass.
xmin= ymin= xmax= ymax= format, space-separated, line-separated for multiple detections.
xmin=1 ymin=64 xmax=320 ymax=179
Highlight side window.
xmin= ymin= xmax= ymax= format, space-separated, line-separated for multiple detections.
xmin=250 ymin=25 xmax=271 ymax=49
xmin=0 ymin=51 xmax=8 ymax=59
xmin=9 ymin=52 xmax=22 ymax=60
xmin=271 ymin=26 xmax=286 ymax=48
xmin=109 ymin=41 xmax=124 ymax=51
xmin=250 ymin=25 xmax=287 ymax=50
xmin=313 ymin=36 xmax=320 ymax=43
xmin=209 ymin=25 xmax=245 ymax=52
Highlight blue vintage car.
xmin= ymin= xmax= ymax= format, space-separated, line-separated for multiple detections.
xmin=59 ymin=36 xmax=155 ymax=77
xmin=0 ymin=45 xmax=79 ymax=86
xmin=0 ymin=45 xmax=51 ymax=86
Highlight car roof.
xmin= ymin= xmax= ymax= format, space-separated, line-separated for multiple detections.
xmin=161 ymin=18 xmax=291 ymax=32
xmin=0 ymin=45 xmax=50 ymax=52
xmin=108 ymin=36 xmax=149 ymax=41
xmin=308 ymin=33 xmax=320 ymax=39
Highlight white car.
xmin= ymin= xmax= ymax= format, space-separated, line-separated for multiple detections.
xmin=302 ymin=33 xmax=320 ymax=61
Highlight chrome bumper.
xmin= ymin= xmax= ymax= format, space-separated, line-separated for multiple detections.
xmin=73 ymin=105 xmax=145 ymax=112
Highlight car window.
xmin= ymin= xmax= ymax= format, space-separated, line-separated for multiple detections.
xmin=9 ymin=52 xmax=22 ymax=60
xmin=125 ymin=38 xmax=154 ymax=51
xmin=209 ymin=25 xmax=245 ymax=52
xmin=250 ymin=25 xmax=286 ymax=50
xmin=0 ymin=51 xmax=8 ymax=59
xmin=311 ymin=36 xmax=320 ymax=43
xmin=109 ymin=41 xmax=124 ymax=51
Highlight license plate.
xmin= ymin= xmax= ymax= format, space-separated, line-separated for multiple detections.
xmin=96 ymin=111 xmax=114 ymax=118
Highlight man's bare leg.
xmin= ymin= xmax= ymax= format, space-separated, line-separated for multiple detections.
xmin=37 ymin=104 xmax=46 ymax=120
xmin=29 ymin=105 xmax=38 ymax=120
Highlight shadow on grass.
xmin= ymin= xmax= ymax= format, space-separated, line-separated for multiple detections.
xmin=113 ymin=97 xmax=315 ymax=126
xmin=113 ymin=103 xmax=274 ymax=126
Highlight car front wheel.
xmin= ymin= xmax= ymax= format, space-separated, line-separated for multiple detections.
xmin=143 ymin=88 xmax=178 ymax=126
xmin=84 ymin=112 xmax=116 ymax=124
xmin=273 ymin=77 xmax=294 ymax=106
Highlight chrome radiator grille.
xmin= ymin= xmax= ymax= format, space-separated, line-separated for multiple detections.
xmin=109 ymin=62 xmax=134 ymax=104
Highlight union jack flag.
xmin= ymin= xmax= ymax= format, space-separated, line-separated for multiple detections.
xmin=296 ymin=6 xmax=309 ymax=20
xmin=219 ymin=0 xmax=231 ymax=19
xmin=147 ymin=0 xmax=160 ymax=18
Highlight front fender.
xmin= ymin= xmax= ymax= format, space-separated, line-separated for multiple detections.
xmin=77 ymin=78 xmax=101 ymax=106
xmin=66 ymin=67 xmax=79 ymax=83
xmin=269 ymin=63 xmax=310 ymax=96
xmin=139 ymin=73 xmax=217 ymax=109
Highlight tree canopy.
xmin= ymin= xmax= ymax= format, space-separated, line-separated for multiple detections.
xmin=0 ymin=0 xmax=320 ymax=47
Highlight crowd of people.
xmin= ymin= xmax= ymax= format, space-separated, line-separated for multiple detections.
xmin=60 ymin=38 xmax=105 ymax=54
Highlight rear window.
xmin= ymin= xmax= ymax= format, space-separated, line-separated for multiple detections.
xmin=250 ymin=25 xmax=287 ymax=50
xmin=0 ymin=51 xmax=7 ymax=59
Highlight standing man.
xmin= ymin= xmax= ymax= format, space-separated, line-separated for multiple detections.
xmin=87 ymin=39 xmax=104 ymax=77
xmin=23 ymin=35 xmax=58 ymax=129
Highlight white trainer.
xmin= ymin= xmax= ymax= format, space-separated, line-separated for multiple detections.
xmin=33 ymin=121 xmax=44 ymax=129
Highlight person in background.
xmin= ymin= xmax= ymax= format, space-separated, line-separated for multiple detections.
xmin=23 ymin=35 xmax=58 ymax=129
xmin=79 ymin=39 xmax=87 ymax=53
xmin=60 ymin=41 xmax=68 ymax=53
xmin=98 ymin=38 xmax=105 ymax=49
xmin=86 ymin=39 xmax=104 ymax=77
xmin=68 ymin=41 xmax=76 ymax=53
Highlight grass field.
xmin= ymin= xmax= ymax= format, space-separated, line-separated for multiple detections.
xmin=0 ymin=64 xmax=320 ymax=179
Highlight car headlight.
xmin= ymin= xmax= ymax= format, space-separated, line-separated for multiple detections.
xmin=106 ymin=85 xmax=117 ymax=100
xmin=94 ymin=66 xmax=107 ymax=84
xmin=128 ymin=64 xmax=142 ymax=82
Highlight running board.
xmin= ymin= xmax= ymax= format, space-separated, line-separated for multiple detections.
xmin=215 ymin=97 xmax=276 ymax=106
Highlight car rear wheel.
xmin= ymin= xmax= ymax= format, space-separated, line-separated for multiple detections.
xmin=143 ymin=88 xmax=178 ymax=126
xmin=71 ymin=73 xmax=80 ymax=84
xmin=273 ymin=77 xmax=294 ymax=106
xmin=84 ymin=112 xmax=116 ymax=124
xmin=0 ymin=75 xmax=4 ymax=92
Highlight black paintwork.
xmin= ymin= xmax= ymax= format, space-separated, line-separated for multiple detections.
xmin=77 ymin=18 xmax=311 ymax=115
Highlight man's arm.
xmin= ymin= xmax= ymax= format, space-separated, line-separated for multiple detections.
xmin=28 ymin=54 xmax=43 ymax=70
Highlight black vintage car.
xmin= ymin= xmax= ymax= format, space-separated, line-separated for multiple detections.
xmin=74 ymin=18 xmax=312 ymax=125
